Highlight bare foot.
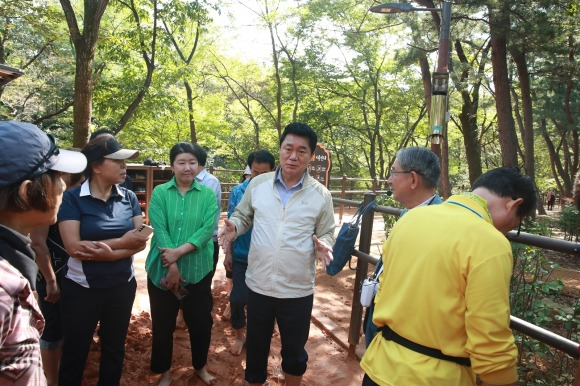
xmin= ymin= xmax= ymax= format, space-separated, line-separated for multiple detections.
xmin=222 ymin=303 xmax=231 ymax=320
xmin=176 ymin=310 xmax=187 ymax=330
xmin=157 ymin=370 xmax=171 ymax=386
xmin=229 ymin=332 xmax=246 ymax=356
xmin=195 ymin=366 xmax=216 ymax=385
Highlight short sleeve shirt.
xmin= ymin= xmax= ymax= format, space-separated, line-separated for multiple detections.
xmin=57 ymin=180 xmax=142 ymax=288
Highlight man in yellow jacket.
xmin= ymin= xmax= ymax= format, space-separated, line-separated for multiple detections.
xmin=361 ymin=167 xmax=536 ymax=386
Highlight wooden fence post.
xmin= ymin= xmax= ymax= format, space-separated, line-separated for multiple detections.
xmin=347 ymin=193 xmax=376 ymax=357
xmin=340 ymin=175 xmax=347 ymax=222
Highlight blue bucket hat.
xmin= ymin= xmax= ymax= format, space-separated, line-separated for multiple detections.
xmin=0 ymin=121 xmax=87 ymax=188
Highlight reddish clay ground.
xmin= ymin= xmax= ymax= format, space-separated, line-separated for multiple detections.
xmin=80 ymin=209 xmax=380 ymax=385
xmin=78 ymin=207 xmax=580 ymax=385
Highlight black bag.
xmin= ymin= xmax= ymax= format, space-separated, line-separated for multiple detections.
xmin=326 ymin=200 xmax=377 ymax=276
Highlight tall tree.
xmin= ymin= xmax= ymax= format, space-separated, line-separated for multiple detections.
xmin=453 ymin=38 xmax=489 ymax=185
xmin=160 ymin=0 xmax=212 ymax=143
xmin=114 ymin=0 xmax=158 ymax=133
xmin=0 ymin=2 xmax=75 ymax=122
xmin=488 ymin=1 xmax=520 ymax=167
xmin=60 ymin=0 xmax=109 ymax=147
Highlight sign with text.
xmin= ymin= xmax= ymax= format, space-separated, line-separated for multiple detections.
xmin=308 ymin=142 xmax=332 ymax=188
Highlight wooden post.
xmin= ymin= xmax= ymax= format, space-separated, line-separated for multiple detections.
xmin=340 ymin=175 xmax=347 ymax=222
xmin=347 ymin=193 xmax=376 ymax=357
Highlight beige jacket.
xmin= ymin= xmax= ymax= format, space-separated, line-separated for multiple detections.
xmin=229 ymin=169 xmax=335 ymax=298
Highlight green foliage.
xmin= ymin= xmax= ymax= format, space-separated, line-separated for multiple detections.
xmin=558 ymin=204 xmax=580 ymax=242
xmin=509 ymin=218 xmax=580 ymax=384
xmin=1 ymin=0 xmax=579 ymax=200
xmin=375 ymin=193 xmax=403 ymax=237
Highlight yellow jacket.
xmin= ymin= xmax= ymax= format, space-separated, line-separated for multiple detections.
xmin=360 ymin=194 xmax=518 ymax=385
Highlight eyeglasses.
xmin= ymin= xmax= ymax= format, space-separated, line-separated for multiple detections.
xmin=13 ymin=134 xmax=59 ymax=186
xmin=389 ymin=167 xmax=423 ymax=176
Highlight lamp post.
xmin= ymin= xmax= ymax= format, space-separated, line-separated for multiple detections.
xmin=370 ymin=1 xmax=452 ymax=156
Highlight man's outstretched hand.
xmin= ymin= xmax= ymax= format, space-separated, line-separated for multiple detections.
xmin=313 ymin=235 xmax=333 ymax=267
xmin=218 ymin=218 xmax=237 ymax=251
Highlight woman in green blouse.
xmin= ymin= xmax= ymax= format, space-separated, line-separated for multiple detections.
xmin=145 ymin=142 xmax=219 ymax=385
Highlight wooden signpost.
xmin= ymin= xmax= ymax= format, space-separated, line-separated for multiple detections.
xmin=309 ymin=142 xmax=332 ymax=188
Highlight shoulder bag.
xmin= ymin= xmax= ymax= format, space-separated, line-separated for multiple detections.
xmin=326 ymin=200 xmax=377 ymax=276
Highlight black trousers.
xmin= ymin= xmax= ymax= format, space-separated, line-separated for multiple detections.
xmin=245 ymin=289 xmax=313 ymax=384
xmin=59 ymin=277 xmax=136 ymax=386
xmin=147 ymin=271 xmax=213 ymax=373
xmin=362 ymin=374 xmax=380 ymax=386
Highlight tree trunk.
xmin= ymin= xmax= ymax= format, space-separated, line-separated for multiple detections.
xmin=489 ymin=4 xmax=519 ymax=168
xmin=60 ymin=0 xmax=109 ymax=147
xmin=265 ymin=1 xmax=282 ymax=137
xmin=185 ymin=81 xmax=197 ymax=143
xmin=511 ymin=47 xmax=541 ymax=215
xmin=72 ymin=47 xmax=94 ymax=148
xmin=454 ymin=40 xmax=485 ymax=185
xmin=542 ymin=119 xmax=573 ymax=196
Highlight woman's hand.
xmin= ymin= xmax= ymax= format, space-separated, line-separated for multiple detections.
xmin=119 ymin=228 xmax=149 ymax=250
xmin=74 ymin=241 xmax=114 ymax=261
xmin=159 ymin=246 xmax=184 ymax=267
xmin=165 ymin=263 xmax=185 ymax=292
xmin=44 ymin=279 xmax=61 ymax=303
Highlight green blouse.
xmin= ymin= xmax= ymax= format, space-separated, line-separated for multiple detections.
xmin=145 ymin=177 xmax=218 ymax=287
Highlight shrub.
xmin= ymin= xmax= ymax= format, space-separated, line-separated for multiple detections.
xmin=510 ymin=221 xmax=580 ymax=384
xmin=559 ymin=204 xmax=580 ymax=241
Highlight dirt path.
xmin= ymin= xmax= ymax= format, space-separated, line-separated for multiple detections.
xmin=82 ymin=209 xmax=377 ymax=385
xmin=81 ymin=206 xmax=580 ymax=385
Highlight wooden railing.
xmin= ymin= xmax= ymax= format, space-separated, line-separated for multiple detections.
xmin=209 ymin=167 xmax=389 ymax=215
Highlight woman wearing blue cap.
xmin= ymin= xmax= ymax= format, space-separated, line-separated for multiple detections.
xmin=57 ymin=134 xmax=149 ymax=385
xmin=0 ymin=121 xmax=87 ymax=385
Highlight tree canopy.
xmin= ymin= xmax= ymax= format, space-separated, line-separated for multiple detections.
xmin=1 ymin=0 xmax=578 ymax=200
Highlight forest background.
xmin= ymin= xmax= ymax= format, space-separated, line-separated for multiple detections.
xmin=1 ymin=0 xmax=579 ymax=208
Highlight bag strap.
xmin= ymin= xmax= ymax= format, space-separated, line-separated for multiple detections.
xmin=346 ymin=200 xmax=377 ymax=271
xmin=352 ymin=200 xmax=377 ymax=226
xmin=378 ymin=325 xmax=471 ymax=367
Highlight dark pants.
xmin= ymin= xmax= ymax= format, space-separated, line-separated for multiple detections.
xmin=37 ymin=272 xmax=64 ymax=348
xmin=230 ymin=261 xmax=248 ymax=330
xmin=362 ymin=374 xmax=380 ymax=386
xmin=58 ymin=277 xmax=136 ymax=386
xmin=245 ymin=289 xmax=312 ymax=384
xmin=210 ymin=240 xmax=219 ymax=280
xmin=148 ymin=271 xmax=213 ymax=373
xmin=363 ymin=302 xmax=379 ymax=348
